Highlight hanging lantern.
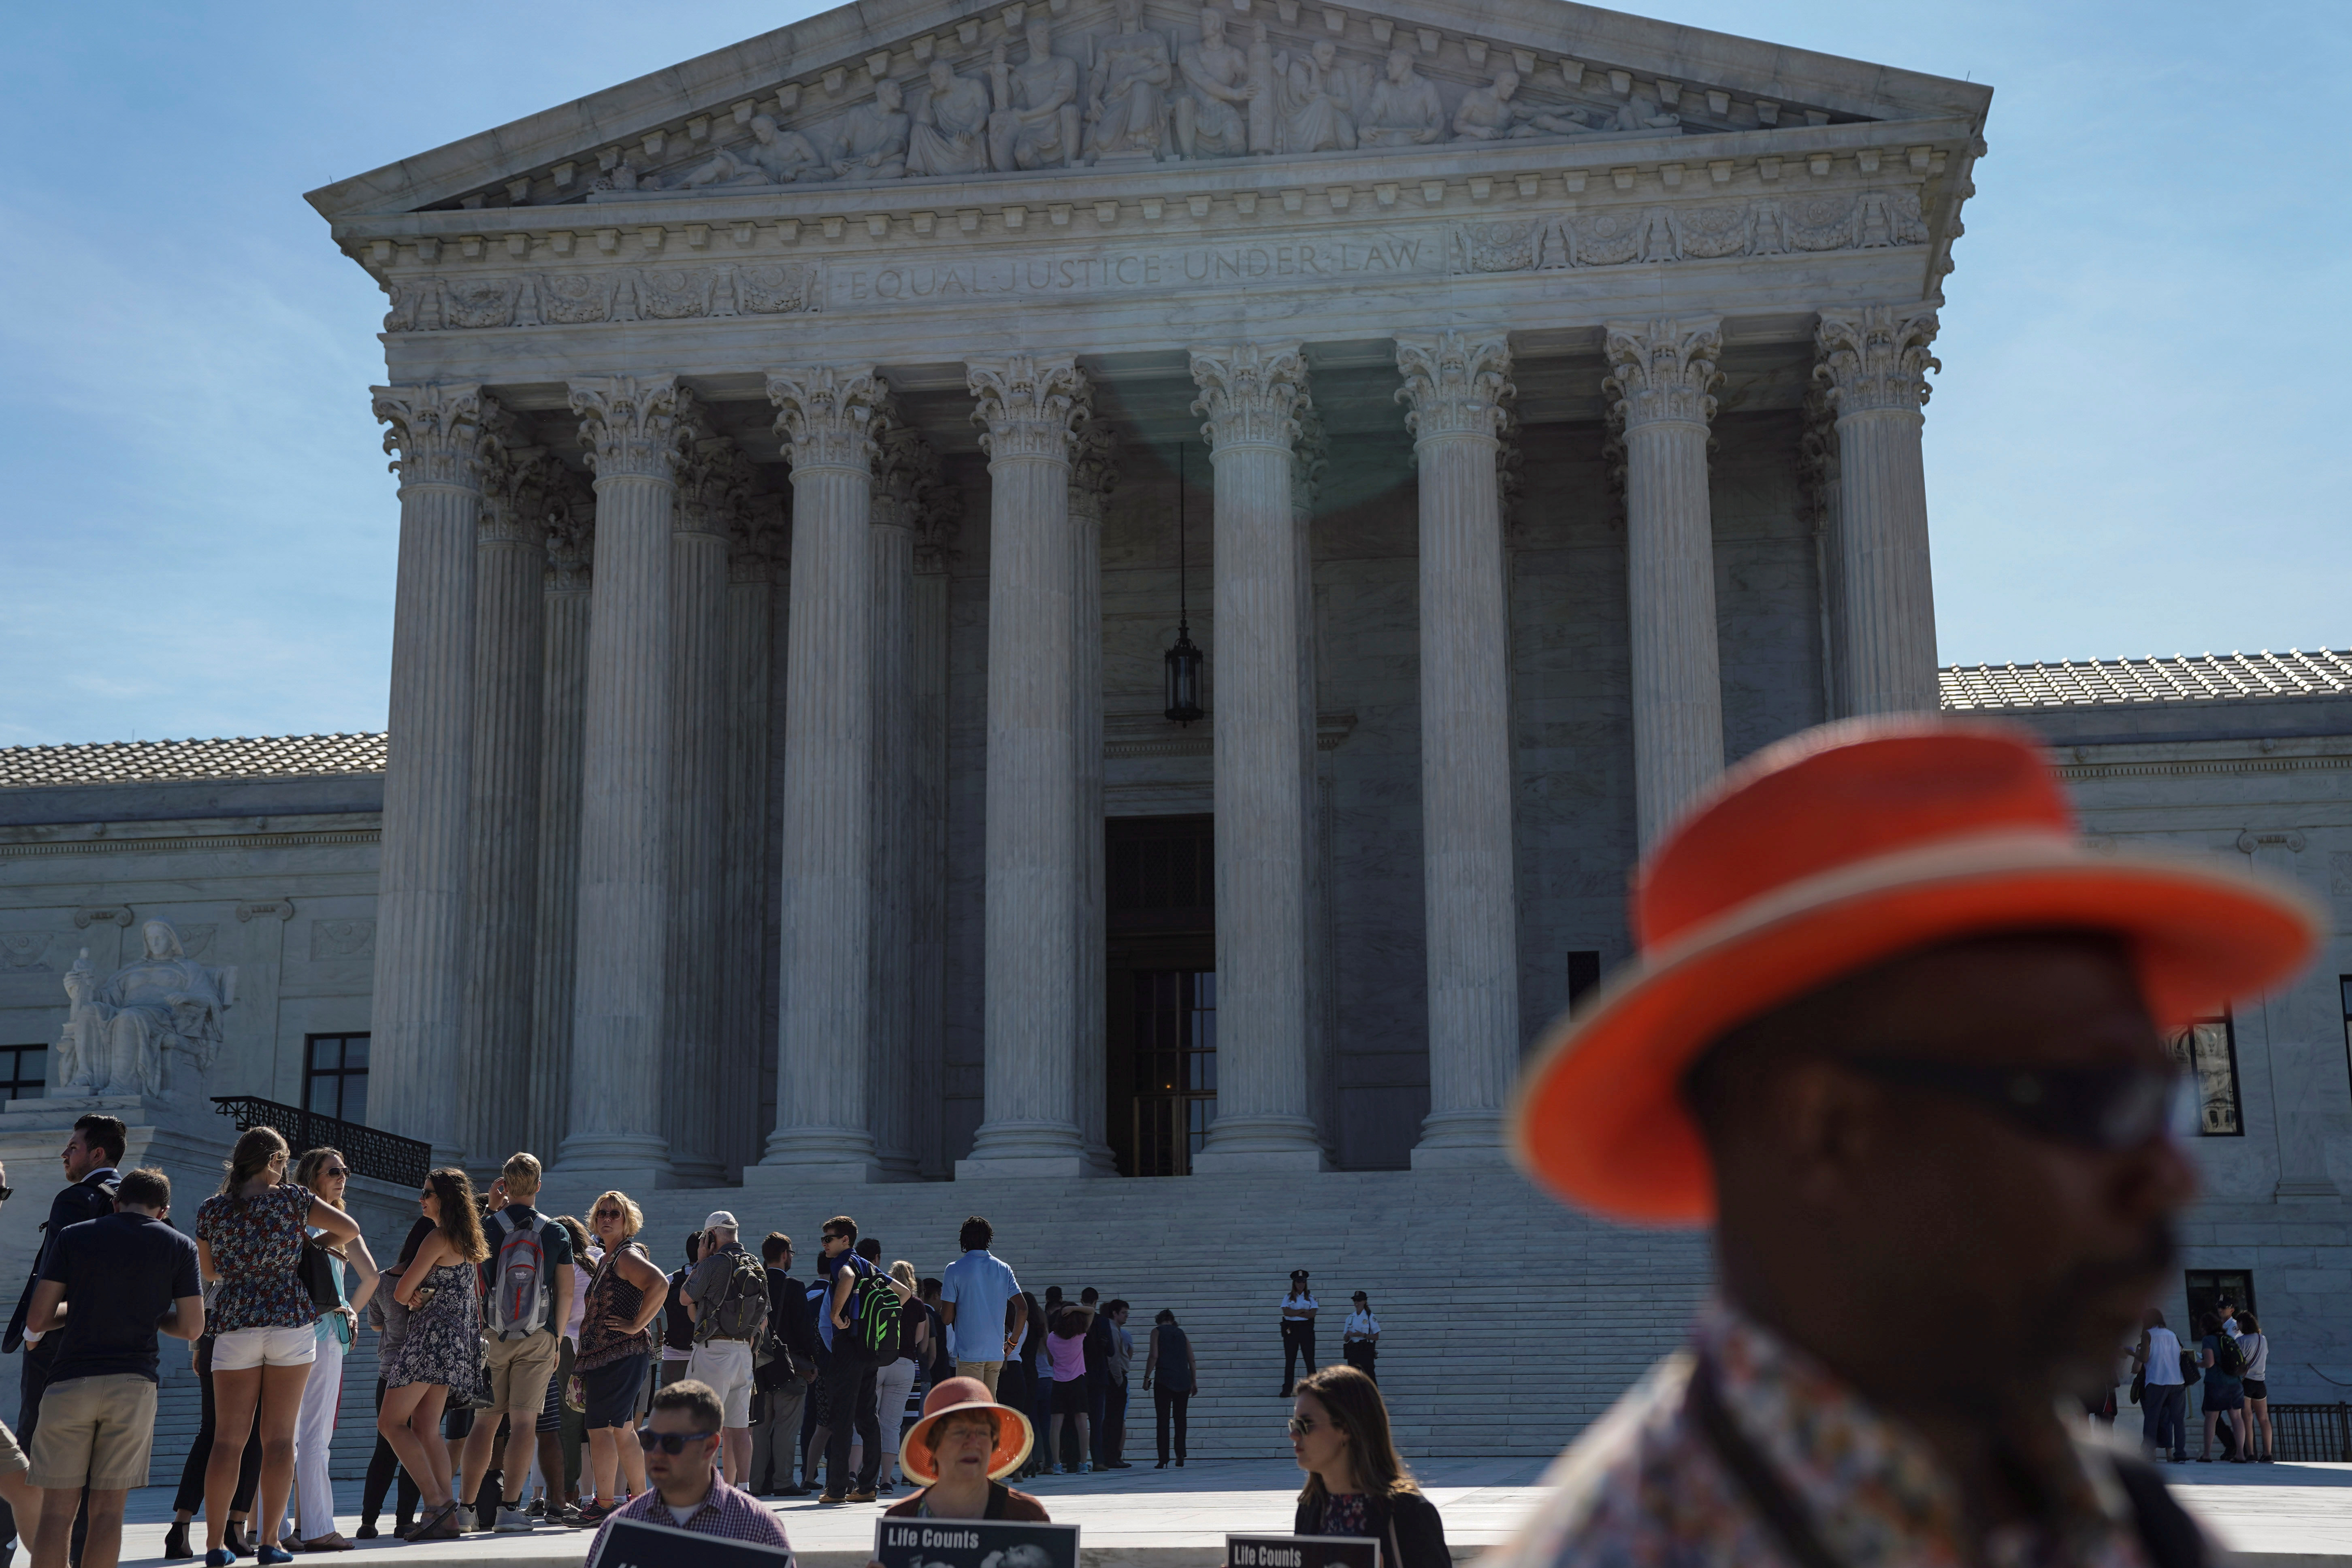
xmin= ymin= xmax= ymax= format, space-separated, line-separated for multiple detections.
xmin=1163 ymin=444 xmax=1206 ymax=725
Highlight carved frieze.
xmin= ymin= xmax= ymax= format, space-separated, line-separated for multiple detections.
xmin=1453 ymin=187 xmax=1925 ymax=274
xmin=386 ymin=263 xmax=818 ymax=332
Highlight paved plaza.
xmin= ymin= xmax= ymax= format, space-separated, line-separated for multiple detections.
xmin=92 ymin=1455 xmax=2352 ymax=1567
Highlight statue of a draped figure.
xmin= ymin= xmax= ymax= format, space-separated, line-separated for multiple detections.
xmin=57 ymin=920 xmax=234 ymax=1099
xmin=1084 ymin=0 xmax=1172 ymax=162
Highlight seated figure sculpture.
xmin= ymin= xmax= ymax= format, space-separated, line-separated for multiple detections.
xmin=1453 ymin=67 xmax=1523 ymax=140
xmin=1277 ymin=37 xmax=1357 ymax=153
xmin=57 ymin=920 xmax=233 ymax=1100
xmin=909 ymin=58 xmax=993 ymax=176
xmin=1173 ymin=7 xmax=1257 ymax=159
xmin=989 ymin=17 xmax=1082 ymax=171
xmin=671 ymin=114 xmax=825 ymax=187
xmin=1084 ymin=0 xmax=1172 ymax=162
xmin=833 ymin=78 xmax=912 ymax=180
xmin=1356 ymin=49 xmax=1444 ymax=146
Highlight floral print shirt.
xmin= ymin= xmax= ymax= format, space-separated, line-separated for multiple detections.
xmin=1483 ymin=1304 xmax=2170 ymax=1568
xmin=194 ymin=1183 xmax=317 ymax=1334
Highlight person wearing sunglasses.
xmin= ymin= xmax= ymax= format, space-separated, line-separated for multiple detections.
xmin=582 ymin=1379 xmax=793 ymax=1556
xmin=1487 ymin=719 xmax=2320 ymax=1568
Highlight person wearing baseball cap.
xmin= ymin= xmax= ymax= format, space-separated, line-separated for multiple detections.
xmin=681 ymin=1212 xmax=762 ymax=1486
xmin=1488 ymin=717 xmax=2315 ymax=1568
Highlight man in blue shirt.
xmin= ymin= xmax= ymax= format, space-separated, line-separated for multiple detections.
xmin=938 ymin=1216 xmax=1025 ymax=1395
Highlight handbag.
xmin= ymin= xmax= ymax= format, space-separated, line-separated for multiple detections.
xmin=298 ymin=1239 xmax=341 ymax=1312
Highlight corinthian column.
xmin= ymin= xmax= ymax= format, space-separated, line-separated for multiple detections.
xmin=764 ymin=365 xmax=888 ymax=1179
xmin=558 ymin=376 xmax=692 ymax=1184
xmin=719 ymin=496 xmax=782 ymax=1178
xmin=528 ymin=476 xmax=594 ymax=1154
xmin=1189 ymin=344 xmax=1325 ymax=1171
xmin=1604 ymin=317 xmax=1726 ymax=847
xmin=868 ymin=406 xmax=934 ymax=1180
xmin=1067 ymin=422 xmax=1117 ymax=1175
xmin=911 ymin=500 xmax=960 ymax=1176
xmin=1292 ymin=405 xmax=1332 ymax=1147
xmin=369 ymin=383 xmax=502 ymax=1161
xmin=1815 ymin=305 xmax=1941 ymax=715
xmin=663 ymin=431 xmax=747 ymax=1184
xmin=1395 ymin=331 xmax=1519 ymax=1167
xmin=460 ymin=447 xmax=551 ymax=1167
xmin=958 ymin=355 xmax=1091 ymax=1178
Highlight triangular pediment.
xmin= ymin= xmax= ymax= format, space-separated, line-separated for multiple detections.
xmin=306 ymin=0 xmax=1988 ymax=220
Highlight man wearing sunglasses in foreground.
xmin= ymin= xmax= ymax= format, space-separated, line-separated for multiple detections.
xmin=584 ymin=1379 xmax=793 ymax=1554
xmin=1489 ymin=718 xmax=2318 ymax=1568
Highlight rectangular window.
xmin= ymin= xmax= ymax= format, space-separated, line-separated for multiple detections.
xmin=2183 ymin=1269 xmax=2255 ymax=1339
xmin=0 ymin=1046 xmax=44 ymax=1103
xmin=304 ymin=1033 xmax=370 ymax=1126
xmin=2163 ymin=1016 xmax=2241 ymax=1136
xmin=1566 ymin=950 xmax=1604 ymax=1015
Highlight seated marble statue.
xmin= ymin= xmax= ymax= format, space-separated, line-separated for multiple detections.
xmin=1084 ymin=0 xmax=1173 ymax=161
xmin=1277 ymin=38 xmax=1357 ymax=153
xmin=1357 ymin=49 xmax=1444 ymax=147
xmin=1452 ymin=67 xmax=1522 ymax=140
xmin=989 ymin=17 xmax=1083 ymax=171
xmin=1173 ymin=7 xmax=1257 ymax=159
xmin=57 ymin=920 xmax=232 ymax=1100
xmin=671 ymin=115 xmax=825 ymax=188
xmin=833 ymin=79 xmax=911 ymax=180
xmin=909 ymin=58 xmax=993 ymax=177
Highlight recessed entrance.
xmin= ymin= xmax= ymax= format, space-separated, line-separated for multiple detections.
xmin=1105 ymin=814 xmax=1216 ymax=1176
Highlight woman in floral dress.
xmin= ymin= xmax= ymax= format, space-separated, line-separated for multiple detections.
xmin=375 ymin=1168 xmax=488 ymax=1541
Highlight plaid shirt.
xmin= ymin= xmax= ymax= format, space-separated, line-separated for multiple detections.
xmin=1485 ymin=1304 xmax=2171 ymax=1568
xmin=589 ymin=1474 xmax=794 ymax=1557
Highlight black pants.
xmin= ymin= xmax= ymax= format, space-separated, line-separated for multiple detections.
xmin=172 ymin=1337 xmax=264 ymax=1517
xmin=360 ymin=1378 xmax=422 ymax=1528
xmin=1343 ymin=1341 xmax=1378 ymax=1383
xmin=1281 ymin=1321 xmax=1316 ymax=1390
xmin=1102 ymin=1378 xmax=1129 ymax=1464
xmin=1153 ymin=1387 xmax=1190 ymax=1462
xmin=817 ymin=1353 xmax=880 ymax=1496
xmin=19 ymin=1342 xmax=89 ymax=1562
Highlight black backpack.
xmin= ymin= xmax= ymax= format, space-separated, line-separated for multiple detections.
xmin=2210 ymin=1332 xmax=2245 ymax=1378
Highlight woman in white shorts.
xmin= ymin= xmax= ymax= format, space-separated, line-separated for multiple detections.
xmin=194 ymin=1127 xmax=360 ymax=1568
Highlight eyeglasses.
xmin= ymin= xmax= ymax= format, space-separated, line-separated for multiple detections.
xmin=636 ymin=1427 xmax=718 ymax=1455
xmin=320 ymin=1167 xmax=349 ymax=1179
xmin=1840 ymin=1057 xmax=2189 ymax=1151
xmin=1287 ymin=1416 xmax=1319 ymax=1438
xmin=594 ymin=1208 xmax=624 ymax=1220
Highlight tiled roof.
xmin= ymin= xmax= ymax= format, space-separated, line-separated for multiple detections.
xmin=0 ymin=733 xmax=388 ymax=789
xmin=1940 ymin=650 xmax=2352 ymax=711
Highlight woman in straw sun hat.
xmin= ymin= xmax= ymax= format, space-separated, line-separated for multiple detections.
xmin=882 ymin=1376 xmax=1049 ymax=1521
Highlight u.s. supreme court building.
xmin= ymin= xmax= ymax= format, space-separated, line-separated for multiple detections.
xmin=6 ymin=0 xmax=2351 ymax=1462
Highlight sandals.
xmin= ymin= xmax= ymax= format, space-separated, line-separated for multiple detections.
xmin=401 ymin=1501 xmax=461 ymax=1541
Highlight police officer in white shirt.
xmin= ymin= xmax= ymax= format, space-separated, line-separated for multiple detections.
xmin=1341 ymin=1292 xmax=1381 ymax=1383
xmin=1279 ymin=1271 xmax=1317 ymax=1397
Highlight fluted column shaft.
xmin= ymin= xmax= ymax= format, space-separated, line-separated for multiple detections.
xmin=910 ymin=524 xmax=956 ymax=1176
xmin=867 ymin=417 xmax=925 ymax=1180
xmin=765 ymin=366 xmax=887 ymax=1176
xmin=1068 ymin=426 xmax=1117 ymax=1174
xmin=960 ymin=355 xmax=1091 ymax=1177
xmin=528 ymin=492 xmax=593 ymax=1155
xmin=1396 ymin=332 xmax=1520 ymax=1165
xmin=1817 ymin=306 xmax=1941 ymax=715
xmin=559 ymin=376 xmax=690 ymax=1180
xmin=460 ymin=456 xmax=548 ymax=1167
xmin=719 ymin=501 xmax=780 ymax=1179
xmin=1293 ymin=408 xmax=1332 ymax=1148
xmin=1607 ymin=318 xmax=1727 ymax=848
xmin=368 ymin=384 xmax=499 ymax=1161
xmin=1190 ymin=345 xmax=1324 ymax=1170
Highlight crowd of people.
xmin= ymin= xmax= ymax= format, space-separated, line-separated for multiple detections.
xmin=2127 ymin=1299 xmax=2277 ymax=1464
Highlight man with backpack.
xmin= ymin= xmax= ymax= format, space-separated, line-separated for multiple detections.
xmin=811 ymin=1216 xmax=905 ymax=1504
xmin=682 ymin=1212 xmax=768 ymax=1486
xmin=458 ymin=1154 xmax=574 ymax=1534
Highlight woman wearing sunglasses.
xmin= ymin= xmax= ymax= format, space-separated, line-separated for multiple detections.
xmin=883 ymin=1377 xmax=1049 ymax=1522
xmin=576 ymin=1191 xmax=667 ymax=1523
xmin=581 ymin=1379 xmax=793 ymax=1554
xmin=1288 ymin=1366 xmax=1448 ymax=1568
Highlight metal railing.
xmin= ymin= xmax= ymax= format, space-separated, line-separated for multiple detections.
xmin=211 ymin=1097 xmax=431 ymax=1189
xmin=2269 ymin=1404 xmax=2352 ymax=1461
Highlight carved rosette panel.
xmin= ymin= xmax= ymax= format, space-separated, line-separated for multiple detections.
xmin=967 ymin=355 xmax=1089 ymax=465
xmin=1067 ymin=422 xmax=1121 ymax=523
xmin=1815 ymin=305 xmax=1941 ymax=416
xmin=569 ymin=375 xmax=696 ymax=480
xmin=1394 ymin=331 xmax=1514 ymax=444
xmin=767 ymin=364 xmax=888 ymax=476
xmin=1602 ymin=318 xmax=1724 ymax=431
xmin=729 ymin=493 xmax=788 ymax=584
xmin=873 ymin=403 xmax=941 ymax=532
xmin=1290 ymin=402 xmax=1329 ymax=517
xmin=679 ymin=435 xmax=754 ymax=538
xmin=1189 ymin=343 xmax=1310 ymax=455
xmin=544 ymin=467 xmax=598 ymax=590
xmin=372 ymin=382 xmax=504 ymax=491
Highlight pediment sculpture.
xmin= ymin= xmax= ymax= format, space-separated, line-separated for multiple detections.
xmin=57 ymin=919 xmax=234 ymax=1099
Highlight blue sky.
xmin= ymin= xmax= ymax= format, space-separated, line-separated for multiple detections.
xmin=2 ymin=1 xmax=2343 ymax=747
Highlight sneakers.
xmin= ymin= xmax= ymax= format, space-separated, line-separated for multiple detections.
xmin=1050 ymin=1465 xmax=1067 ymax=1475
xmin=1080 ymin=1461 xmax=1093 ymax=1474
xmin=494 ymin=1505 xmax=536 ymax=1533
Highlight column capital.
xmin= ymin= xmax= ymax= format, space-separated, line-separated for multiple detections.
xmin=915 ymin=488 xmax=964 ymax=576
xmin=569 ymin=375 xmax=696 ymax=481
xmin=1067 ymin=421 xmax=1121 ymax=523
xmin=1495 ymin=403 xmax=1525 ymax=530
xmin=873 ymin=401 xmax=941 ymax=533
xmin=1815 ymin=304 xmax=1941 ymax=417
xmin=372 ymin=382 xmax=504 ymax=491
xmin=1290 ymin=402 xmax=1329 ymax=518
xmin=767 ymin=364 xmax=888 ymax=475
xmin=1393 ymin=331 xmax=1513 ymax=443
xmin=1189 ymin=343 xmax=1309 ymax=454
xmin=679 ymin=436 xmax=754 ymax=539
xmin=966 ymin=354 xmax=1089 ymax=464
xmin=1603 ymin=317 xmax=1723 ymax=431
xmin=480 ymin=446 xmax=560 ymax=546
xmin=543 ymin=469 xmax=597 ymax=591
xmin=729 ymin=493 xmax=788 ymax=585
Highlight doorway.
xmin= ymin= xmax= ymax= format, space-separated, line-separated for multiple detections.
xmin=1105 ymin=815 xmax=1215 ymax=1176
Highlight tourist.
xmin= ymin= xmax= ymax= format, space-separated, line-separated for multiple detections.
xmin=2197 ymin=1311 xmax=2247 ymax=1462
xmin=919 ymin=1279 xmax=953 ymax=1390
xmin=2133 ymin=1307 xmax=2188 ymax=1462
xmin=164 ymin=1287 xmax=262 ymax=1560
xmin=582 ymin=1380 xmax=794 ymax=1553
xmin=873 ymin=1261 xmax=928 ymax=1493
xmin=746 ymin=1232 xmax=810 ymax=1497
xmin=1289 ymin=1366 xmax=1448 ymax=1568
xmin=1030 ymin=1289 xmax=1063 ymax=1472
xmin=2237 ymin=1311 xmax=2273 ymax=1461
xmin=1144 ymin=1308 xmax=1194 ymax=1468
xmin=683 ymin=1210 xmax=766 ymax=1486
xmin=884 ymin=1377 xmax=1048 ymax=1521
xmin=193 ymin=1127 xmax=360 ymax=1568
xmin=22 ymin=1166 xmax=201 ymax=1568
xmin=576 ymin=1192 xmax=663 ymax=1525
xmin=1045 ymin=1302 xmax=1093 ymax=1474
xmin=814 ymin=1216 xmax=885 ymax=1503
xmin=535 ymin=1212 xmax=596 ymax=1519
xmin=376 ymin=1168 xmax=490 ymax=1542
xmin=1102 ymin=1301 xmax=1133 ymax=1469
xmin=1280 ymin=1271 xmax=1318 ymax=1396
xmin=1483 ymin=721 xmax=2298 ymax=1562
xmin=0 ymin=1167 xmax=45 ymax=1561
xmin=658 ymin=1231 xmax=701 ymax=1389
xmin=940 ymin=1216 xmax=1025 ymax=1393
xmin=1341 ymin=1293 xmax=1380 ymax=1382
xmin=354 ymin=1217 xmax=434 ymax=1540
xmin=1080 ymin=1288 xmax=1114 ymax=1468
xmin=995 ymin=1295 xmax=1036 ymax=1474
xmin=456 ymin=1155 xmax=573 ymax=1533
xmin=279 ymin=1148 xmax=380 ymax=1552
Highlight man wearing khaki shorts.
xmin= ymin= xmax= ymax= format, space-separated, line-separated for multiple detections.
xmin=458 ymin=1155 xmax=573 ymax=1535
xmin=24 ymin=1166 xmax=203 ymax=1568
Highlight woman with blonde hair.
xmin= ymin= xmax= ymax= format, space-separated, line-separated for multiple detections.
xmin=575 ymin=1190 xmax=665 ymax=1523
xmin=1288 ymin=1365 xmax=1448 ymax=1568
xmin=873 ymin=1260 xmax=929 ymax=1493
xmin=376 ymin=1168 xmax=489 ymax=1541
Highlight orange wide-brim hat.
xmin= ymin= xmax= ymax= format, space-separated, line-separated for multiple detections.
xmin=1509 ymin=716 xmax=2323 ymax=1226
xmin=899 ymin=1376 xmax=1035 ymax=1486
